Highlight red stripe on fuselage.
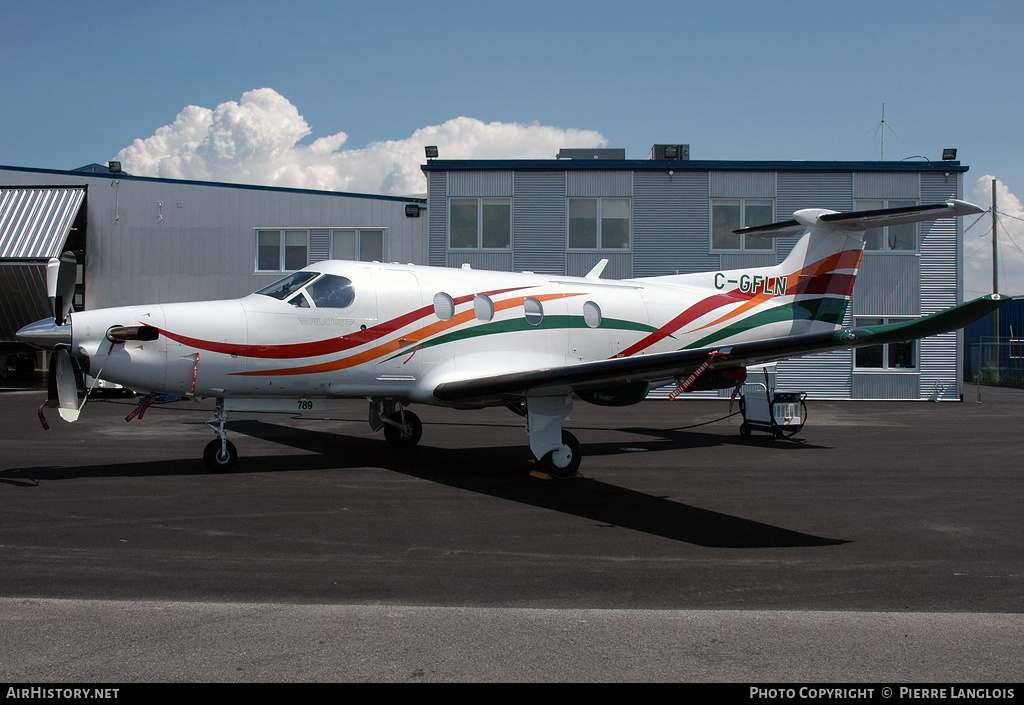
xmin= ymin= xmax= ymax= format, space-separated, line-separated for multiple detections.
xmin=160 ymin=286 xmax=529 ymax=359
xmin=613 ymin=247 xmax=862 ymax=358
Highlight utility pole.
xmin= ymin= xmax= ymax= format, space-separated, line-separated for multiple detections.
xmin=992 ymin=179 xmax=999 ymax=347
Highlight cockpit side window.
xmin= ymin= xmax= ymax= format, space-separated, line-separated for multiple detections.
xmin=304 ymin=274 xmax=356 ymax=309
xmin=256 ymin=271 xmax=319 ymax=300
xmin=287 ymin=292 xmax=310 ymax=308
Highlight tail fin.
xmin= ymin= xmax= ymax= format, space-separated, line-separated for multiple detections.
xmin=741 ymin=199 xmax=985 ymax=332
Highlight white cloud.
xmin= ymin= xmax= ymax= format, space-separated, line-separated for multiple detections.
xmin=116 ymin=88 xmax=607 ymax=196
xmin=965 ymin=176 xmax=1024 ymax=298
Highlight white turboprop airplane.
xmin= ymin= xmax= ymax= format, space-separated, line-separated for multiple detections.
xmin=17 ymin=199 xmax=1007 ymax=476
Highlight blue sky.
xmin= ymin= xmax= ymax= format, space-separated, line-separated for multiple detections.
xmin=2 ymin=0 xmax=1023 ymax=292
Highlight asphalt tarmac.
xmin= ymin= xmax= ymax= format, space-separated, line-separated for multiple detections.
xmin=1 ymin=384 xmax=1022 ymax=682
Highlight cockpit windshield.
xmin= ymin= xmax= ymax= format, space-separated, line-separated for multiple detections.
xmin=255 ymin=271 xmax=355 ymax=309
xmin=255 ymin=271 xmax=319 ymax=300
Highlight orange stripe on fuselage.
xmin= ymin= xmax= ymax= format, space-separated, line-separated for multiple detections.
xmin=236 ymin=291 xmax=585 ymax=376
xmin=616 ymin=247 xmax=863 ymax=356
xmin=691 ymin=248 xmax=862 ymax=332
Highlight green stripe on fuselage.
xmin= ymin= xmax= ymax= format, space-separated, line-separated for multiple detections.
xmin=385 ymin=316 xmax=658 ymax=361
xmin=683 ymin=297 xmax=849 ymax=350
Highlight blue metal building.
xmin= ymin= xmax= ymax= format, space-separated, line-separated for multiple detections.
xmin=421 ymin=149 xmax=971 ymax=400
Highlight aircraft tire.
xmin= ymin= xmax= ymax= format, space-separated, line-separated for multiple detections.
xmin=203 ymin=439 xmax=238 ymax=473
xmin=384 ymin=410 xmax=422 ymax=448
xmin=539 ymin=430 xmax=581 ymax=479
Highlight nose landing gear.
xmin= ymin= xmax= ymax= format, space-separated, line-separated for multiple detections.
xmin=203 ymin=401 xmax=237 ymax=472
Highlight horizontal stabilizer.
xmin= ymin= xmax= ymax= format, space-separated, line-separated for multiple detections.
xmin=817 ymin=199 xmax=984 ymax=230
xmin=735 ymin=220 xmax=805 ymax=239
xmin=738 ymin=200 xmax=984 ymax=239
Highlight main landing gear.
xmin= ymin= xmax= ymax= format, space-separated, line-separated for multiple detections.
xmin=526 ymin=395 xmax=581 ymax=479
xmin=370 ymin=398 xmax=423 ymax=449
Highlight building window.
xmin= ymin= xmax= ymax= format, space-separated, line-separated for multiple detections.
xmin=332 ymin=229 xmax=384 ymax=262
xmin=711 ymin=198 xmax=774 ymax=251
xmin=855 ymin=199 xmax=918 ymax=251
xmin=256 ymin=230 xmax=308 ymax=272
xmin=854 ymin=317 xmax=916 ymax=370
xmin=449 ymin=198 xmax=511 ymax=249
xmin=568 ymin=198 xmax=630 ymax=250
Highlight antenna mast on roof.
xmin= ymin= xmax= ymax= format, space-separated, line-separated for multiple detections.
xmin=869 ymin=103 xmax=898 ymax=161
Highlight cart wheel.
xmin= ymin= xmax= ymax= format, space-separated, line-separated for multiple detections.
xmin=740 ymin=422 xmax=751 ymax=437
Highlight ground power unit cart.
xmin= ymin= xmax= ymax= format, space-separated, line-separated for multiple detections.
xmin=738 ymin=381 xmax=808 ymax=440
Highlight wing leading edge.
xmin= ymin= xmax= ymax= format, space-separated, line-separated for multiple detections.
xmin=431 ymin=294 xmax=1008 ymax=406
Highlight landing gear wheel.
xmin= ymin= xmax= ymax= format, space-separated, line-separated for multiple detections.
xmin=538 ymin=430 xmax=581 ymax=479
xmin=384 ymin=410 xmax=422 ymax=448
xmin=203 ymin=439 xmax=238 ymax=473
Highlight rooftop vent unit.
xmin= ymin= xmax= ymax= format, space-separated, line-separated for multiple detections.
xmin=649 ymin=144 xmax=689 ymax=161
xmin=556 ymin=148 xmax=626 ymax=160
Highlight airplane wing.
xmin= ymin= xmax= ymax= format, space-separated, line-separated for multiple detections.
xmin=432 ymin=294 xmax=1008 ymax=405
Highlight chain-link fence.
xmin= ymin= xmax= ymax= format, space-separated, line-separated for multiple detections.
xmin=966 ymin=338 xmax=1024 ymax=388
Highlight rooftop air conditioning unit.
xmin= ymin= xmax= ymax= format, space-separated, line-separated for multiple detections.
xmin=649 ymin=144 xmax=689 ymax=161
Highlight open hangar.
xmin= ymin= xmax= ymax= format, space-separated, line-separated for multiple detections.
xmin=0 ymin=163 xmax=427 ymax=376
xmin=2 ymin=145 xmax=972 ymax=401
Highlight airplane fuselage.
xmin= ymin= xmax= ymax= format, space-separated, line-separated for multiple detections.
xmin=68 ymin=255 xmax=841 ymax=406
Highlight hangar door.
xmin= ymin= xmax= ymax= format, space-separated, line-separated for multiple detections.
xmin=0 ymin=186 xmax=86 ymax=344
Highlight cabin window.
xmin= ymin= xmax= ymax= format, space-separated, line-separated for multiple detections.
xmin=854 ymin=317 xmax=917 ymax=370
xmin=449 ymin=198 xmax=511 ymax=249
xmin=434 ymin=292 xmax=455 ymax=321
xmin=711 ymin=199 xmax=774 ymax=251
xmin=855 ymin=199 xmax=918 ymax=251
xmin=568 ymin=198 xmax=630 ymax=250
xmin=524 ymin=297 xmax=544 ymax=326
xmin=583 ymin=301 xmax=602 ymax=328
xmin=474 ymin=295 xmax=495 ymax=322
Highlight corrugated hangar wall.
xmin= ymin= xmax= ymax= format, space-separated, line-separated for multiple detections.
xmin=0 ymin=166 xmax=428 ymax=314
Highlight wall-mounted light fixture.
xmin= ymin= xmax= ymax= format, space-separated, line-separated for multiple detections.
xmin=425 ymin=146 xmax=438 ymax=160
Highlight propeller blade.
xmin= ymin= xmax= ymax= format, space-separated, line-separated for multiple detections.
xmin=54 ymin=251 xmax=77 ymax=326
xmin=53 ymin=348 xmax=80 ymax=422
xmin=45 ymin=258 xmax=60 ymax=320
